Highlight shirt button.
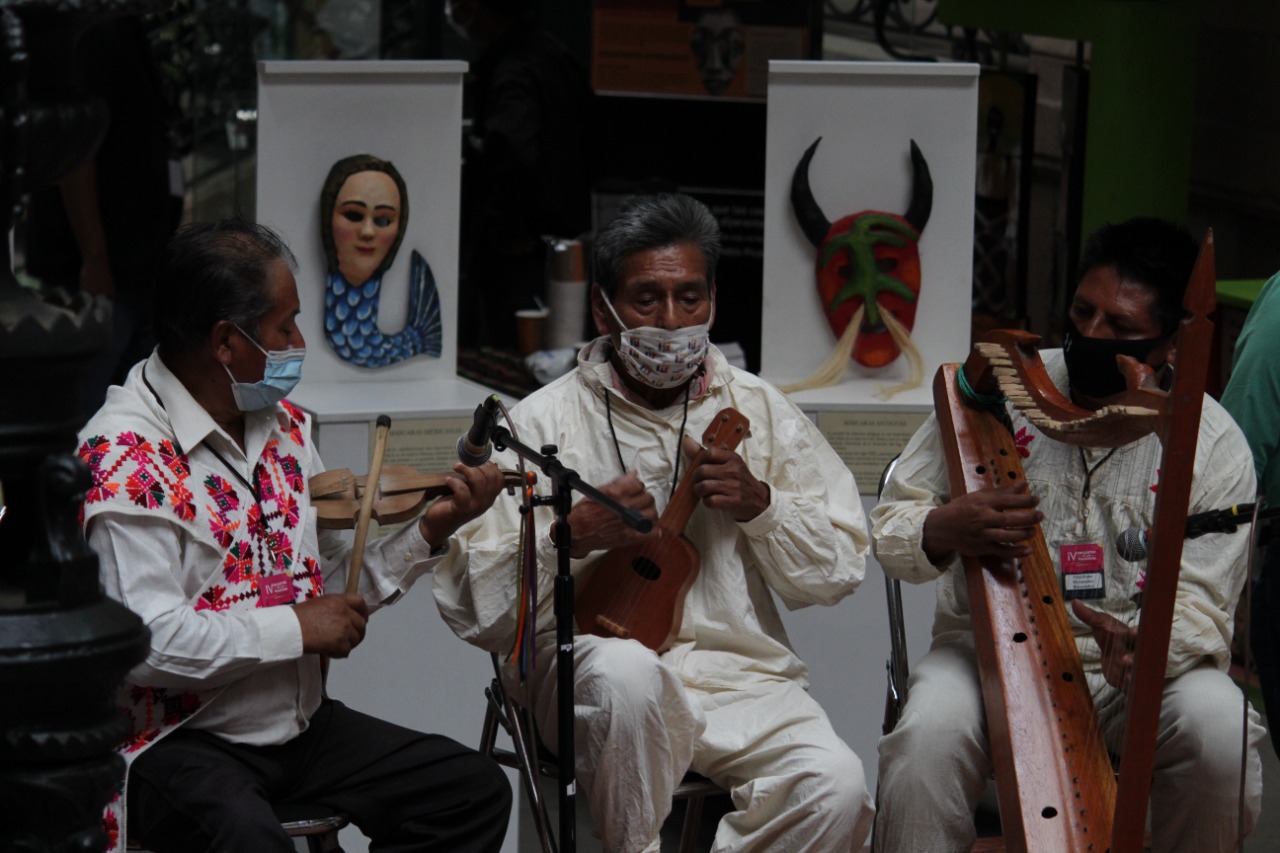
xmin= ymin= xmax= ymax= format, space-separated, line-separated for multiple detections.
xmin=404 ymin=551 xmax=413 ymax=561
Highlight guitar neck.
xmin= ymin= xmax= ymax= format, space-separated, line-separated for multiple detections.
xmin=658 ymin=451 xmax=707 ymax=535
xmin=656 ymin=407 xmax=750 ymax=536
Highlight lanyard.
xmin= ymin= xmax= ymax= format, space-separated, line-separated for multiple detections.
xmin=1078 ymin=446 xmax=1117 ymax=526
xmin=604 ymin=382 xmax=691 ymax=501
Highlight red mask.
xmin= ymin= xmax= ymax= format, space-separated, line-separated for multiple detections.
xmin=791 ymin=139 xmax=932 ymax=368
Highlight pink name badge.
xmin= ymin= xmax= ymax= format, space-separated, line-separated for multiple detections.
xmin=1059 ymin=542 xmax=1105 ymax=601
xmin=259 ymin=573 xmax=296 ymax=607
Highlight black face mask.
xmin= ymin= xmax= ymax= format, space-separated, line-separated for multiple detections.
xmin=1062 ymin=317 xmax=1168 ymax=399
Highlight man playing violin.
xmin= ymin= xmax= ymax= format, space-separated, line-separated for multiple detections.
xmin=77 ymin=219 xmax=511 ymax=853
xmin=434 ymin=193 xmax=875 ymax=852
xmin=871 ymin=217 xmax=1264 ymax=853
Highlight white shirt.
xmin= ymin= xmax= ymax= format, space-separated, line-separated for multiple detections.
xmin=80 ymin=350 xmax=444 ymax=745
xmin=871 ymin=349 xmax=1255 ymax=676
xmin=433 ymin=341 xmax=870 ymax=689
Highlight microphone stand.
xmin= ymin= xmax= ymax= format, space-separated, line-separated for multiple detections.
xmin=491 ymin=425 xmax=652 ymax=853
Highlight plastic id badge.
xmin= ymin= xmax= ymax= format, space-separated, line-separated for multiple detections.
xmin=1060 ymin=542 xmax=1105 ymax=601
xmin=259 ymin=573 xmax=296 ymax=607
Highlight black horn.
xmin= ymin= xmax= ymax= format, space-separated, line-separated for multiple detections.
xmin=790 ymin=137 xmax=831 ymax=249
xmin=903 ymin=139 xmax=933 ymax=235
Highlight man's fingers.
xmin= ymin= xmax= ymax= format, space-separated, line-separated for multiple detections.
xmin=1070 ymin=599 xmax=1103 ymax=626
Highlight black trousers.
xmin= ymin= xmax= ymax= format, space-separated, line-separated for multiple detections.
xmin=127 ymin=699 xmax=512 ymax=853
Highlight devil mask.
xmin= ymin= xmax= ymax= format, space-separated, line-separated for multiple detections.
xmin=790 ymin=138 xmax=932 ymax=369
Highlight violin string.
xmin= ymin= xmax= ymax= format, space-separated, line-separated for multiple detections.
xmin=494 ymin=396 xmax=540 ymax=683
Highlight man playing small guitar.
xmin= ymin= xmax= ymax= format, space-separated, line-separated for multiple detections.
xmin=434 ymin=193 xmax=875 ymax=852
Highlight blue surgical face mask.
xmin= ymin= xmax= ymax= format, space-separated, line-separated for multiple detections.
xmin=224 ymin=325 xmax=305 ymax=412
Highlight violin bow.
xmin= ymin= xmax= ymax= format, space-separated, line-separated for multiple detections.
xmin=347 ymin=414 xmax=392 ymax=596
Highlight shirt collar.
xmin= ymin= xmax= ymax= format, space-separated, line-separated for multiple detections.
xmin=144 ymin=348 xmax=288 ymax=457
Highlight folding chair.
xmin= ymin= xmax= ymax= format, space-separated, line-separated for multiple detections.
xmin=479 ymin=653 xmax=727 ymax=853
xmin=875 ymin=453 xmax=1004 ymax=846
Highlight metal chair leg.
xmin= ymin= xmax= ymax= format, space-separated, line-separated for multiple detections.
xmin=483 ymin=654 xmax=557 ymax=853
xmin=678 ymin=793 xmax=705 ymax=853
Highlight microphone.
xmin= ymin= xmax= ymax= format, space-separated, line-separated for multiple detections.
xmin=1115 ymin=503 xmax=1258 ymax=562
xmin=456 ymin=395 xmax=502 ymax=467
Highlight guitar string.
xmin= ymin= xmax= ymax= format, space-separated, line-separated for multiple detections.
xmin=600 ymin=383 xmax=693 ymax=627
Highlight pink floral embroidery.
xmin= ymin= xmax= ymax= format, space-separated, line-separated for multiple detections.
xmin=279 ymin=455 xmax=305 ymax=494
xmin=195 ymin=583 xmax=230 ymax=612
xmin=281 ymin=400 xmax=307 ymax=448
xmin=300 ymin=556 xmax=324 ymax=598
xmin=126 ymin=466 xmax=164 ymax=509
xmin=264 ymin=529 xmax=293 ymax=573
xmin=222 ymin=541 xmax=254 ymax=584
xmin=79 ymin=435 xmax=112 ymax=469
xmin=245 ymin=501 xmax=266 ymax=541
xmin=280 ymin=493 xmax=301 ymax=530
xmin=1014 ymin=426 xmax=1035 ymax=459
xmin=102 ymin=804 xmax=120 ymax=847
xmin=204 ymin=475 xmax=241 ymax=547
xmin=169 ymin=480 xmax=196 ymax=522
xmin=85 ymin=480 xmax=121 ymax=504
xmin=158 ymin=439 xmax=189 ymax=478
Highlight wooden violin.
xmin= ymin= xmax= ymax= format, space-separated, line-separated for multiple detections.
xmin=574 ymin=407 xmax=750 ymax=652
xmin=310 ymin=465 xmax=526 ymax=530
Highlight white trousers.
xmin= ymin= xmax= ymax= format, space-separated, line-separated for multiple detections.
xmin=522 ymin=634 xmax=874 ymax=853
xmin=872 ymin=634 xmax=1263 ymax=853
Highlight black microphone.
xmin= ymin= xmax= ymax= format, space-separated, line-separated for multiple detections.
xmin=1115 ymin=503 xmax=1258 ymax=562
xmin=456 ymin=395 xmax=502 ymax=467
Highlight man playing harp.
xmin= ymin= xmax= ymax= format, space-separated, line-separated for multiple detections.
xmin=871 ymin=218 xmax=1263 ymax=853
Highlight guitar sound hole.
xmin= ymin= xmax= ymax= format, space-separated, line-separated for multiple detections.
xmin=631 ymin=556 xmax=661 ymax=581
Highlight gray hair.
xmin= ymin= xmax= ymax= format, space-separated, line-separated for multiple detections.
xmin=593 ymin=193 xmax=721 ymax=297
xmin=153 ymin=219 xmax=297 ymax=364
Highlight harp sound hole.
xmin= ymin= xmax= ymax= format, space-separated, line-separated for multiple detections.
xmin=631 ymin=557 xmax=661 ymax=581
xmin=1041 ymin=806 xmax=1058 ymax=819
xmin=975 ymin=465 xmax=987 ymax=475
xmin=1043 ymin=595 xmax=1055 ymax=604
xmin=1062 ymin=672 xmax=1074 ymax=682
xmin=1012 ymin=632 xmax=1028 ymax=643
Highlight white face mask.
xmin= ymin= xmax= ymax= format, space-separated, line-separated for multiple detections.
xmin=601 ymin=292 xmax=713 ymax=390
xmin=223 ymin=325 xmax=306 ymax=412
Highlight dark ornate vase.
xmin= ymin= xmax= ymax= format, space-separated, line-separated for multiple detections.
xmin=0 ymin=2 xmax=165 ymax=850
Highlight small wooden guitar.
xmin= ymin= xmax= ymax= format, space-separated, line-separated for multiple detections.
xmin=574 ymin=407 xmax=750 ymax=652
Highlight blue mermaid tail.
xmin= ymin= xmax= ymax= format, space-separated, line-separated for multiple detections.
xmin=323 ymin=249 xmax=443 ymax=368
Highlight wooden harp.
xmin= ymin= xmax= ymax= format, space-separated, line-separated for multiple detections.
xmin=933 ymin=232 xmax=1218 ymax=852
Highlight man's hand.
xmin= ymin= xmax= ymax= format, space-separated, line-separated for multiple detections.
xmin=1071 ymin=599 xmax=1137 ymax=690
xmin=562 ymin=470 xmax=658 ymax=559
xmin=921 ymin=481 xmax=1043 ymax=564
xmin=682 ymin=435 xmax=770 ymax=522
xmin=419 ymin=462 xmax=507 ymax=550
xmin=295 ymin=593 xmax=368 ymax=658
